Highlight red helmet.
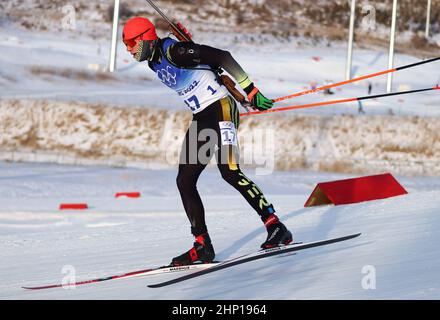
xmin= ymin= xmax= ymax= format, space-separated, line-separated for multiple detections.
xmin=122 ymin=17 xmax=158 ymax=47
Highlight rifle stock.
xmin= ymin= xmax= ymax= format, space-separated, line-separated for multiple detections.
xmin=169 ymin=22 xmax=192 ymax=42
xmin=220 ymin=75 xmax=246 ymax=104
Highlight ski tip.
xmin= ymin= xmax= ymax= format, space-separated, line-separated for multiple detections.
xmin=22 ymin=283 xmax=67 ymax=290
xmin=22 ymin=286 xmax=57 ymax=290
xmin=344 ymin=233 xmax=362 ymax=240
xmin=22 ymin=286 xmax=45 ymax=290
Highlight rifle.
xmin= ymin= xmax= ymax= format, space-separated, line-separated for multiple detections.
xmin=145 ymin=0 xmax=251 ymax=111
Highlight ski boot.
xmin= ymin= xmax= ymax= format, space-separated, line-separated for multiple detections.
xmin=170 ymin=233 xmax=215 ymax=266
xmin=261 ymin=214 xmax=293 ymax=249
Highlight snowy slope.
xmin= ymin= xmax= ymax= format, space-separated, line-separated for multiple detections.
xmin=2 ymin=99 xmax=439 ymax=176
xmin=0 ymin=161 xmax=439 ymax=299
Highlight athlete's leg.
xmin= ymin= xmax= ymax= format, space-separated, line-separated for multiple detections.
xmin=176 ymin=119 xmax=212 ymax=236
xmin=176 ymin=164 xmax=207 ymax=235
xmin=218 ymin=164 xmax=275 ymax=221
xmin=215 ymin=97 xmax=292 ymax=248
xmin=215 ymin=97 xmax=275 ymax=222
xmin=172 ymin=111 xmax=217 ymax=266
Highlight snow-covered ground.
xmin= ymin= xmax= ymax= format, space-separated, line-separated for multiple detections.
xmin=0 ymin=161 xmax=439 ymax=299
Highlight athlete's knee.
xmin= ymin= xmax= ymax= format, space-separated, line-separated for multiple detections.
xmin=176 ymin=166 xmax=200 ymax=192
xmin=176 ymin=173 xmax=184 ymax=191
xmin=176 ymin=171 xmax=193 ymax=192
xmin=218 ymin=166 xmax=241 ymax=185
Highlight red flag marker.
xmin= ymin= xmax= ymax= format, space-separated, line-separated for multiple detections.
xmin=59 ymin=203 xmax=88 ymax=210
xmin=115 ymin=192 xmax=141 ymax=198
xmin=304 ymin=173 xmax=407 ymax=207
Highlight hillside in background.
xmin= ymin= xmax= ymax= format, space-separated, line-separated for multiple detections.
xmin=1 ymin=0 xmax=439 ymax=56
xmin=1 ymin=99 xmax=439 ymax=176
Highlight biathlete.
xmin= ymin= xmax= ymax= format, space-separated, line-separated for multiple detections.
xmin=122 ymin=17 xmax=293 ymax=266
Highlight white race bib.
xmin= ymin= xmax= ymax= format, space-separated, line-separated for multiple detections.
xmin=219 ymin=121 xmax=237 ymax=146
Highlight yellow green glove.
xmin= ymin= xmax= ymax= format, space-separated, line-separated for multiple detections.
xmin=244 ymin=83 xmax=274 ymax=111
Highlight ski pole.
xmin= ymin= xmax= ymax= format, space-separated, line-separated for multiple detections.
xmin=273 ymin=56 xmax=440 ymax=103
xmin=145 ymin=0 xmax=192 ymax=42
xmin=241 ymin=85 xmax=440 ymax=117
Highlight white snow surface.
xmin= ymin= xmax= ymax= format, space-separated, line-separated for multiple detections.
xmin=0 ymin=161 xmax=439 ymax=299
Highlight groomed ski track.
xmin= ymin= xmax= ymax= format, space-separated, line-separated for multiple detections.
xmin=0 ymin=162 xmax=439 ymax=299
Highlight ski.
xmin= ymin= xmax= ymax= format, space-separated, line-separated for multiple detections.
xmin=147 ymin=233 xmax=361 ymax=288
xmin=22 ymin=262 xmax=218 ymax=290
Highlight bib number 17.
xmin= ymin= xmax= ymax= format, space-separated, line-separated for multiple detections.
xmin=184 ymin=85 xmax=219 ymax=111
xmin=184 ymin=95 xmax=201 ymax=112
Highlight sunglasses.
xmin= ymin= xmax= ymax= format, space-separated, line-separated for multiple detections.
xmin=123 ymin=35 xmax=139 ymax=48
xmin=123 ymin=29 xmax=155 ymax=48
